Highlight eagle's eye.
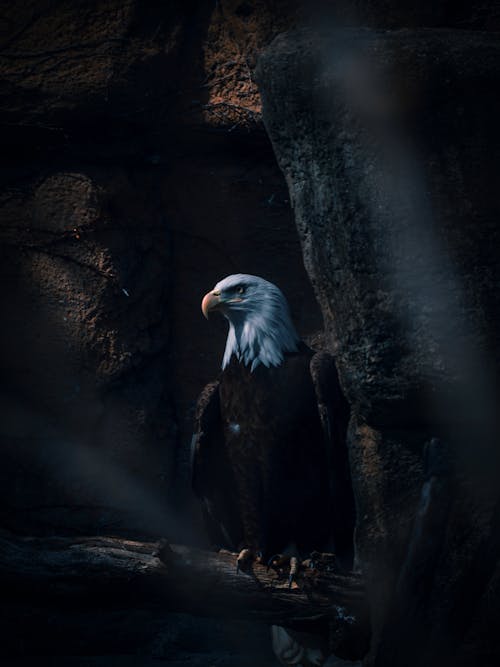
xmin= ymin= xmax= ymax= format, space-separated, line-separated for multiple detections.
xmin=236 ymin=286 xmax=245 ymax=295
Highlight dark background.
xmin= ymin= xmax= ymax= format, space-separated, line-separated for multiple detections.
xmin=1 ymin=1 xmax=499 ymax=665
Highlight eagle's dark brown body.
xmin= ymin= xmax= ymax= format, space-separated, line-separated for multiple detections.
xmin=192 ymin=344 xmax=355 ymax=563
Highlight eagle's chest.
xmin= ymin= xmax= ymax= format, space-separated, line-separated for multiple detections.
xmin=218 ymin=355 xmax=317 ymax=458
xmin=219 ymin=370 xmax=271 ymax=456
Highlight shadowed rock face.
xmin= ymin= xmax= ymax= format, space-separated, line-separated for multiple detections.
xmin=0 ymin=167 xmax=175 ymax=535
xmin=1 ymin=1 xmax=500 ymax=663
xmin=0 ymin=1 xmax=322 ymax=539
xmin=257 ymin=27 xmax=500 ymax=667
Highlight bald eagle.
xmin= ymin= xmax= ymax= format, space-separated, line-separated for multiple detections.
xmin=192 ymin=274 xmax=354 ymax=567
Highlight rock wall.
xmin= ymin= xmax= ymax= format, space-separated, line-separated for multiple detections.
xmin=1 ymin=166 xmax=174 ymax=535
xmin=0 ymin=0 xmax=322 ymax=540
xmin=1 ymin=1 xmax=500 ymax=664
xmin=257 ymin=24 xmax=500 ymax=667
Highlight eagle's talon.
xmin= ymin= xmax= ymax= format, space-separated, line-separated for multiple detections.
xmin=303 ymin=557 xmax=315 ymax=570
xmin=288 ymin=556 xmax=300 ymax=589
xmin=267 ymin=553 xmax=291 ymax=573
xmin=236 ymin=547 xmax=254 ymax=574
xmin=267 ymin=554 xmax=301 ymax=587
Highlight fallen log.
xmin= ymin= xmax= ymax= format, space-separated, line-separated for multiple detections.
xmin=0 ymin=530 xmax=369 ymax=655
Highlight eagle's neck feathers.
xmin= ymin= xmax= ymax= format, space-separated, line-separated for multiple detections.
xmin=222 ymin=294 xmax=300 ymax=372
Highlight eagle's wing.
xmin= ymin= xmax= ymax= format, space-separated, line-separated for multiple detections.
xmin=191 ymin=380 xmax=220 ymax=499
xmin=310 ymin=352 xmax=355 ymax=566
xmin=191 ymin=380 xmax=239 ymax=550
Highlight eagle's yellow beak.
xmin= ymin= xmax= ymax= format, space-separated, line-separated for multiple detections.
xmin=201 ymin=290 xmax=221 ymax=319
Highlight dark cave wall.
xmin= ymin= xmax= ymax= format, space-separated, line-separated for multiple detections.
xmin=257 ymin=24 xmax=500 ymax=667
xmin=1 ymin=0 xmax=498 ymax=536
xmin=0 ymin=166 xmax=174 ymax=535
xmin=0 ymin=0 xmax=321 ymax=537
xmin=1 ymin=1 xmax=500 ymax=664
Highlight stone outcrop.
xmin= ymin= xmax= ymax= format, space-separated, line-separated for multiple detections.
xmin=257 ymin=27 xmax=500 ymax=666
xmin=0 ymin=1 xmax=320 ymax=539
xmin=0 ymin=166 xmax=176 ymax=535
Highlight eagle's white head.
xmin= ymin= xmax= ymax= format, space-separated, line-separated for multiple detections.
xmin=201 ymin=273 xmax=300 ymax=371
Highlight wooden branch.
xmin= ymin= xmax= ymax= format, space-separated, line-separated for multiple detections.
xmin=0 ymin=531 xmax=367 ymax=634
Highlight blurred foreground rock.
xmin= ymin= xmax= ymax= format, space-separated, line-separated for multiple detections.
xmin=258 ymin=26 xmax=500 ymax=667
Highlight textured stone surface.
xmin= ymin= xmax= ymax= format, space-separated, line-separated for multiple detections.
xmin=0 ymin=167 xmax=174 ymax=535
xmin=258 ymin=28 xmax=499 ymax=419
xmin=2 ymin=2 xmax=500 ymax=663
xmin=0 ymin=1 xmax=320 ymax=541
xmin=257 ymin=27 xmax=500 ymax=665
xmin=299 ymin=0 xmax=500 ymax=31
